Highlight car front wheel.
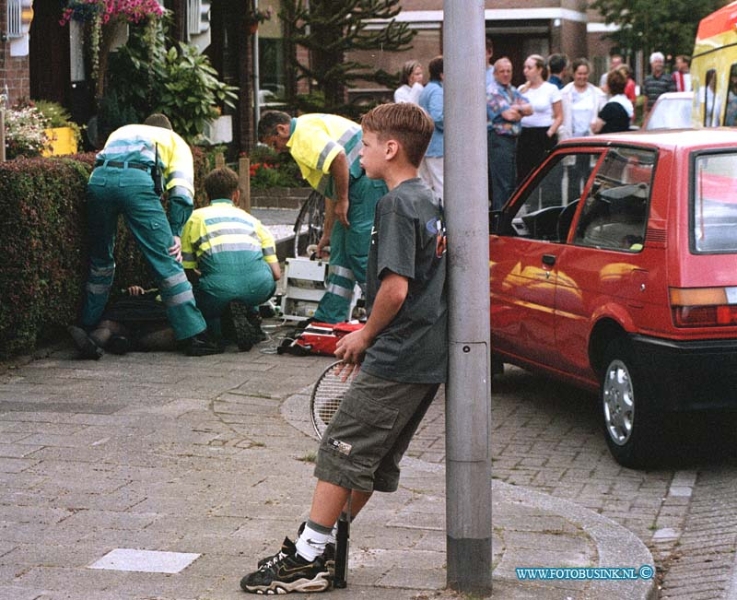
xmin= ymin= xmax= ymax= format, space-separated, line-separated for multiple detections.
xmin=600 ymin=338 xmax=662 ymax=468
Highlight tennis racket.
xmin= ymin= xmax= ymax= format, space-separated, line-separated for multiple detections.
xmin=309 ymin=360 xmax=355 ymax=589
xmin=310 ymin=360 xmax=354 ymax=438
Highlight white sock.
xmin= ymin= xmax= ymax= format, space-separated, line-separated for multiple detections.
xmin=295 ymin=522 xmax=332 ymax=562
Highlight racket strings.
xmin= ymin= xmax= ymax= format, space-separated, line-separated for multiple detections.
xmin=311 ymin=362 xmax=353 ymax=438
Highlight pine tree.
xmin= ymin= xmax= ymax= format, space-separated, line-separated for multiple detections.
xmin=280 ymin=0 xmax=415 ymax=114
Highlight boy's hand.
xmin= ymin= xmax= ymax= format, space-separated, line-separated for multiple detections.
xmin=334 ymin=361 xmax=360 ymax=382
xmin=335 ymin=329 xmax=369 ymax=366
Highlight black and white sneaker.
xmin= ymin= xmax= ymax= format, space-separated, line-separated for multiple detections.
xmin=240 ymin=548 xmax=331 ymax=594
xmin=256 ymin=524 xmax=335 ymax=575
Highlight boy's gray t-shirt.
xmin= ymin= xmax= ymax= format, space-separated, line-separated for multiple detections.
xmin=361 ymin=178 xmax=448 ymax=384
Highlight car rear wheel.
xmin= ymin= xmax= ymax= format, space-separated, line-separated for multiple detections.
xmin=600 ymin=338 xmax=662 ymax=468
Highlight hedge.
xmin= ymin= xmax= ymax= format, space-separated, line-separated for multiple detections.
xmin=0 ymin=146 xmax=211 ymax=359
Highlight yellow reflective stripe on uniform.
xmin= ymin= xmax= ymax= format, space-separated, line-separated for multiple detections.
xmin=167 ymin=173 xmax=194 ymax=190
xmin=329 ymin=264 xmax=355 ymax=281
xmin=159 ymin=271 xmax=189 ymax=290
xmin=316 ymin=140 xmax=339 ymax=172
xmin=90 ymin=266 xmax=115 ymax=278
xmin=86 ymin=282 xmax=111 ymax=294
xmin=326 ymin=282 xmax=354 ymax=299
xmin=263 ymin=247 xmax=276 ymax=256
xmin=346 ymin=143 xmax=362 ymax=167
xmin=163 ymin=288 xmax=196 ymax=307
xmin=203 ymin=240 xmax=262 ymax=254
xmin=336 ymin=127 xmax=359 ymax=151
xmin=98 ymin=142 xmax=156 ymax=163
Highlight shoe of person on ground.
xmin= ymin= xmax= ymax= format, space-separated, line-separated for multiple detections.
xmin=67 ymin=325 xmax=104 ymax=360
xmin=240 ymin=547 xmax=331 ymax=594
xmin=183 ymin=331 xmax=223 ymax=357
xmin=106 ymin=335 xmax=130 ymax=355
xmin=228 ymin=302 xmax=266 ymax=351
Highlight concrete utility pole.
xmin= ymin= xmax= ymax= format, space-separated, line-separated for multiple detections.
xmin=443 ymin=0 xmax=492 ymax=595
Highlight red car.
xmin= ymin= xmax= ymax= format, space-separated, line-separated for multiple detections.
xmin=490 ymin=129 xmax=737 ymax=467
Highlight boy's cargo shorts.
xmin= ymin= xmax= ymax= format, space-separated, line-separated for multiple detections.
xmin=314 ymin=370 xmax=440 ymax=493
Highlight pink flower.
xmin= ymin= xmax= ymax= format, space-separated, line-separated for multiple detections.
xmin=59 ymin=0 xmax=164 ymax=26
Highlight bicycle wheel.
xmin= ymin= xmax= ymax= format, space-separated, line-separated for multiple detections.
xmin=293 ymin=190 xmax=325 ymax=257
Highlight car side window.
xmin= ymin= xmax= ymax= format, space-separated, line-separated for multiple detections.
xmin=504 ymin=153 xmax=598 ymax=242
xmin=692 ymin=152 xmax=737 ymax=253
xmin=574 ymin=147 xmax=655 ymax=252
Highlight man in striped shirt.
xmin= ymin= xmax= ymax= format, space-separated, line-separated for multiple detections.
xmin=181 ymin=167 xmax=281 ymax=348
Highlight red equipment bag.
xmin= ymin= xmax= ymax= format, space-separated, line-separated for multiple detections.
xmin=277 ymin=321 xmax=364 ymax=357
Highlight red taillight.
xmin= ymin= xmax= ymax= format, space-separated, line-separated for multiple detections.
xmin=672 ymin=305 xmax=737 ymax=326
xmin=670 ymin=287 xmax=737 ymax=327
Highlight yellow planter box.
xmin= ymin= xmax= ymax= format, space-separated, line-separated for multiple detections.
xmin=42 ymin=126 xmax=78 ymax=157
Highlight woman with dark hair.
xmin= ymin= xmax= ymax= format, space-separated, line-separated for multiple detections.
xmin=516 ymin=54 xmax=563 ymax=183
xmin=592 ymin=69 xmax=634 ymax=133
xmin=394 ymin=60 xmax=424 ymax=104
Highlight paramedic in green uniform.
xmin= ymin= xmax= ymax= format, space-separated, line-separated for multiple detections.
xmin=258 ymin=111 xmax=388 ymax=324
xmin=181 ymin=166 xmax=281 ymax=344
xmin=77 ymin=113 xmax=220 ymax=357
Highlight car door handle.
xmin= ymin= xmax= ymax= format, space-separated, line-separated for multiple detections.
xmin=542 ymin=254 xmax=556 ymax=266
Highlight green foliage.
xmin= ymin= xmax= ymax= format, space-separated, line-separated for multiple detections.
xmin=280 ymin=0 xmax=415 ymax=114
xmin=33 ymin=100 xmax=73 ymax=128
xmin=591 ymin=0 xmax=729 ymax=57
xmin=97 ymin=88 xmax=140 ymax=137
xmin=0 ymin=157 xmax=88 ymax=356
xmin=153 ymin=44 xmax=238 ymax=141
xmin=248 ymin=145 xmax=304 ymax=189
xmin=34 ymin=99 xmax=84 ymax=149
xmin=105 ymin=16 xmax=238 ymax=143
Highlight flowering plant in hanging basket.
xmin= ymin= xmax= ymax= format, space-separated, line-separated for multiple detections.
xmin=60 ymin=0 xmax=165 ymax=97
xmin=246 ymin=5 xmax=273 ymax=32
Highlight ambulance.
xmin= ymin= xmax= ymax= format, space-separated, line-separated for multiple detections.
xmin=691 ymin=0 xmax=737 ymax=127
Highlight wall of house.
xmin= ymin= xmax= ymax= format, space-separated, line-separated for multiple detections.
xmin=0 ymin=0 xmax=31 ymax=105
xmin=345 ymin=0 xmax=613 ymax=96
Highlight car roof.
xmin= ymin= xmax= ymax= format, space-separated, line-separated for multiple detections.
xmin=558 ymin=128 xmax=737 ymax=152
xmin=652 ymin=91 xmax=693 ymax=101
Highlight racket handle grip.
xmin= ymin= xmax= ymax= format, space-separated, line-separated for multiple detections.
xmin=333 ymin=511 xmax=350 ymax=588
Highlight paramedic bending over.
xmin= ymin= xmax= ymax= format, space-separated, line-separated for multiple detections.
xmin=257 ymin=110 xmax=388 ymax=324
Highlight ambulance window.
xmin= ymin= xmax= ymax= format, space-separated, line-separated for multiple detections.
xmin=702 ymin=68 xmax=721 ymax=127
xmin=725 ymin=64 xmax=737 ymax=126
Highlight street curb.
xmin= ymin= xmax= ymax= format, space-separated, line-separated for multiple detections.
xmin=493 ymin=480 xmax=658 ymax=600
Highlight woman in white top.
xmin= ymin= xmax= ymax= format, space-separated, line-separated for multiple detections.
xmin=559 ymin=58 xmax=606 ymax=198
xmin=516 ymin=54 xmax=563 ymax=184
xmin=394 ymin=60 xmax=424 ymax=104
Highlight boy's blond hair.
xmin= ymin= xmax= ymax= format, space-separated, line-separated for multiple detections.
xmin=361 ymin=103 xmax=434 ymax=168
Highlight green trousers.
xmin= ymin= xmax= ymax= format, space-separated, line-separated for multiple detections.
xmin=313 ymin=175 xmax=387 ymax=324
xmin=81 ymin=166 xmax=206 ymax=340
xmin=194 ymin=260 xmax=276 ymax=337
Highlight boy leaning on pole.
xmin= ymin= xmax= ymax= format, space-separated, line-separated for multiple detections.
xmin=239 ymin=102 xmax=448 ymax=594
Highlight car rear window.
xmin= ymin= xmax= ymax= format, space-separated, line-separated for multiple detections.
xmin=693 ymin=153 xmax=737 ymax=252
